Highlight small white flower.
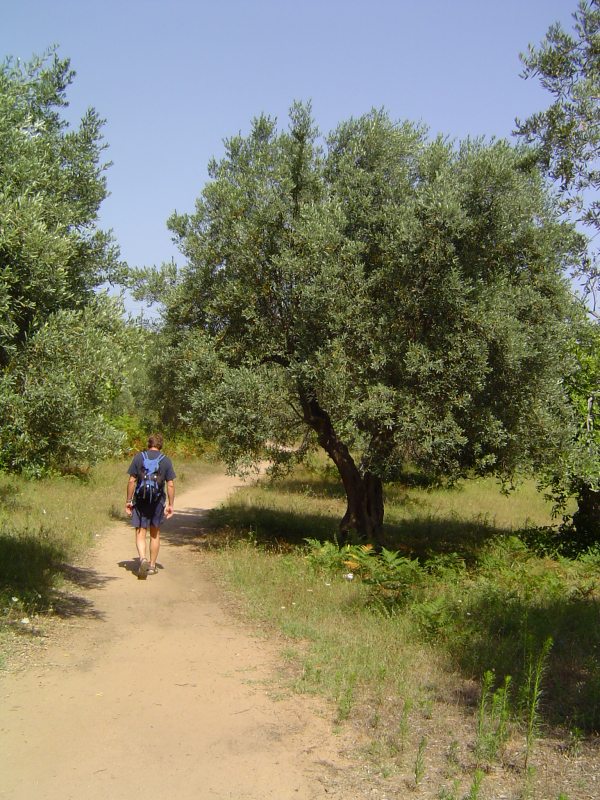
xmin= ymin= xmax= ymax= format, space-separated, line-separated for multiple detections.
xmin=21 ymin=618 xmax=30 ymax=624
xmin=325 ymin=583 xmax=331 ymax=586
xmin=11 ymin=597 xmax=18 ymax=602
xmin=281 ymin=606 xmax=286 ymax=609
xmin=343 ymin=573 xmax=354 ymax=580
xmin=42 ymin=510 xmax=46 ymax=514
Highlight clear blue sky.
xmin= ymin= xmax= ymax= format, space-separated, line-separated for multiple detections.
xmin=2 ymin=0 xmax=577 ymax=311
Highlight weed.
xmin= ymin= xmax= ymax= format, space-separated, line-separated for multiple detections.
xmin=566 ymin=727 xmax=583 ymax=758
xmin=447 ymin=739 xmax=460 ymax=764
xmin=488 ymin=675 xmax=511 ymax=760
xmin=337 ymin=672 xmax=356 ymax=721
xmin=462 ymin=769 xmax=484 ymax=800
xmin=522 ymin=636 xmax=553 ymax=768
xmin=439 ymin=779 xmax=461 ymax=800
xmin=399 ymin=699 xmax=413 ymax=757
xmin=476 ymin=671 xmax=512 ymax=766
xmin=476 ymin=671 xmax=494 ymax=766
xmin=421 ymin=697 xmax=434 ymax=719
xmin=521 ymin=765 xmax=537 ymax=799
xmin=414 ymin=736 xmax=427 ymax=786
xmin=377 ymin=664 xmax=387 ymax=704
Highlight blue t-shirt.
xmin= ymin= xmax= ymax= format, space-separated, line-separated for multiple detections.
xmin=127 ymin=450 xmax=176 ymax=507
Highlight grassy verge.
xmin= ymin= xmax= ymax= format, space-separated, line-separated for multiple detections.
xmin=0 ymin=456 xmax=216 ymax=625
xmin=205 ymin=465 xmax=599 ymax=799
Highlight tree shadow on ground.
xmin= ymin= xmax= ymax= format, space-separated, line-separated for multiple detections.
xmin=195 ymin=501 xmax=507 ymax=562
xmin=49 ymin=589 xmax=107 ymax=620
xmin=0 ymin=530 xmax=114 ymax=618
xmin=265 ymin=478 xmax=347 ymax=501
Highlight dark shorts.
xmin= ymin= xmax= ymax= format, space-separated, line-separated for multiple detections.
xmin=132 ymin=501 xmax=165 ymax=530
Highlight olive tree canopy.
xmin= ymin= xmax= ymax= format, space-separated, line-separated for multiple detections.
xmin=0 ymin=49 xmax=127 ymax=473
xmin=142 ymin=105 xmax=584 ymax=541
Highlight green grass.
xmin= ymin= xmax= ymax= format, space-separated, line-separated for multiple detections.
xmin=205 ymin=463 xmax=600 ymax=796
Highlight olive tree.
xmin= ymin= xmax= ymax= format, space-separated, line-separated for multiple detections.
xmin=0 ymin=49 xmax=127 ymax=472
xmin=145 ymin=105 xmax=583 ymax=542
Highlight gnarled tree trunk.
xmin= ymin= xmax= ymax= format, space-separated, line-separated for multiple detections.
xmin=298 ymin=385 xmax=385 ymax=544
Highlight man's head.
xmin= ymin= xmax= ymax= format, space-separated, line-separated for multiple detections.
xmin=147 ymin=433 xmax=164 ymax=450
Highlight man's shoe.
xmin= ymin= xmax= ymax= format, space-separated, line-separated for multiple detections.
xmin=139 ymin=558 xmax=149 ymax=576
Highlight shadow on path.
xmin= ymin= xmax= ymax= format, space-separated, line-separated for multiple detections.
xmin=117 ymin=558 xmax=164 ymax=580
xmin=51 ymin=590 xmax=107 ymax=620
xmin=60 ymin=563 xmax=118 ymax=591
xmin=159 ymin=507 xmax=212 ymax=548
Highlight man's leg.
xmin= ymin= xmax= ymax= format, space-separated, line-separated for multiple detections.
xmin=149 ymin=525 xmax=160 ymax=568
xmin=136 ymin=526 xmax=147 ymax=563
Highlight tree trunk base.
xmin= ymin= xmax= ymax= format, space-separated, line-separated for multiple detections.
xmin=339 ymin=471 xmax=385 ymax=545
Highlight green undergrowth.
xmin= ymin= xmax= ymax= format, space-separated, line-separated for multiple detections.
xmin=208 ymin=466 xmax=600 ymax=736
xmin=111 ymin=414 xmax=215 ymax=460
xmin=0 ymin=456 xmax=216 ymax=621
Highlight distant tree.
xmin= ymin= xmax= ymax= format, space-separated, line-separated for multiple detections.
xmin=0 ymin=48 xmax=127 ymax=473
xmin=516 ymin=0 xmax=600 ymax=310
xmin=516 ymin=1 xmax=600 ymax=547
xmin=140 ymin=105 xmax=584 ymax=542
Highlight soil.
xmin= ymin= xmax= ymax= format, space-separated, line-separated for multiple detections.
xmin=0 ymin=473 xmax=363 ymax=800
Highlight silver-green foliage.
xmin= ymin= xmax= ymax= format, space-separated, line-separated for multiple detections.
xmin=0 ymin=296 xmax=127 ymax=474
xmin=142 ymin=103 xmax=585 ymax=527
xmin=517 ymin=2 xmax=600 ymax=250
xmin=0 ymin=48 xmax=127 ymax=472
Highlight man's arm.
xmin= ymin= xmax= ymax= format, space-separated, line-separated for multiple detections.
xmin=125 ymin=475 xmax=137 ymax=516
xmin=165 ymin=480 xmax=175 ymax=519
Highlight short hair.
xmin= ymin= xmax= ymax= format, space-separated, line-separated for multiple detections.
xmin=147 ymin=433 xmax=164 ymax=450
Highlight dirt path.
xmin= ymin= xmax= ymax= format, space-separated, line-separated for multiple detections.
xmin=0 ymin=474 xmax=356 ymax=799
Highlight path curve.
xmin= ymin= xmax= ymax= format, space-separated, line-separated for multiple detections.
xmin=0 ymin=473 xmax=352 ymax=799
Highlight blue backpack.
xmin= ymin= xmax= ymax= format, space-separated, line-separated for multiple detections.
xmin=134 ymin=451 xmax=165 ymax=504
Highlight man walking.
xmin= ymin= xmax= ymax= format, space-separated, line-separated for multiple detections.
xmin=125 ymin=433 xmax=176 ymax=575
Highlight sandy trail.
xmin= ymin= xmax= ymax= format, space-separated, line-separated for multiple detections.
xmin=0 ymin=473 xmax=351 ymax=799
